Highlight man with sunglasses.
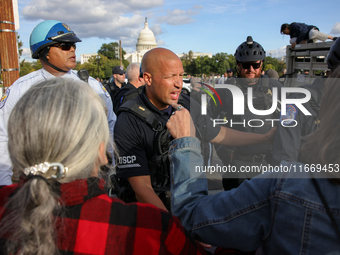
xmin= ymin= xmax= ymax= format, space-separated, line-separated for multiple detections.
xmin=112 ymin=62 xmax=145 ymax=113
xmin=0 ymin=20 xmax=116 ymax=185
xmin=105 ymin=66 xmax=126 ymax=106
xmin=114 ymin=47 xmax=277 ymax=211
xmin=226 ymin=68 xmax=236 ymax=85
xmin=210 ymin=36 xmax=283 ymax=191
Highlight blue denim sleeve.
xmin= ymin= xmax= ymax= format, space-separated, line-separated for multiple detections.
xmin=169 ymin=137 xmax=275 ymax=251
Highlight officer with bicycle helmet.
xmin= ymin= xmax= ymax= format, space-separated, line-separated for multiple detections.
xmin=209 ymin=36 xmax=283 ymax=190
xmin=0 ymin=20 xmax=116 ymax=185
xmin=272 ymin=38 xmax=340 ymax=166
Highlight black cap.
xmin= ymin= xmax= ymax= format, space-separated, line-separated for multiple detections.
xmin=112 ymin=66 xmax=125 ymax=75
xmin=227 ymin=69 xmax=233 ymax=72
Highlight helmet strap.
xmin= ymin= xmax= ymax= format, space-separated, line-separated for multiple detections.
xmin=39 ymin=47 xmax=68 ymax=73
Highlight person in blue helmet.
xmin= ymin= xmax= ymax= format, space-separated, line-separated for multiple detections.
xmin=0 ymin=20 xmax=116 ymax=185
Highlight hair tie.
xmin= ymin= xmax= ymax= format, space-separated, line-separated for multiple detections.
xmin=27 ymin=174 xmax=50 ymax=185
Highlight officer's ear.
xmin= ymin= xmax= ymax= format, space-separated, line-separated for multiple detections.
xmin=236 ymin=63 xmax=241 ymax=72
xmin=143 ymin=72 xmax=152 ymax=86
xmin=99 ymin=142 xmax=108 ymax=165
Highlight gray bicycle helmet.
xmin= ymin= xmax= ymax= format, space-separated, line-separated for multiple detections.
xmin=327 ymin=38 xmax=340 ymax=71
xmin=234 ymin=36 xmax=266 ymax=62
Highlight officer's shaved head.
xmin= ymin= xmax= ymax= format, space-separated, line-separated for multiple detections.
xmin=142 ymin=48 xmax=181 ymax=75
xmin=141 ymin=48 xmax=184 ymax=110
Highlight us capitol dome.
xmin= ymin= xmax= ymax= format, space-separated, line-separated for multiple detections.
xmin=125 ymin=17 xmax=158 ymax=63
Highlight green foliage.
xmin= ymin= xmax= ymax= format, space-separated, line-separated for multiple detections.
xmin=32 ymin=60 xmax=42 ymax=71
xmin=181 ymin=52 xmax=237 ymax=76
xmin=263 ymin=56 xmax=286 ymax=74
xmin=18 ymin=60 xmax=42 ymax=77
xmin=17 ymin=35 xmax=23 ymax=57
xmin=19 ymin=60 xmax=34 ymax=76
xmin=98 ymin=42 xmax=126 ymax=60
xmin=181 ymin=51 xmax=286 ymax=77
xmin=75 ymin=54 xmax=128 ymax=79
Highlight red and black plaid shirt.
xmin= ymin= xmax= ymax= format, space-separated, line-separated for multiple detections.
xmin=0 ymin=177 xmax=206 ymax=255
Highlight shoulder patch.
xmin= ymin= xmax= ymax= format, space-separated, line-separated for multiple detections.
xmin=0 ymin=88 xmax=10 ymax=109
xmin=101 ymin=85 xmax=110 ymax=98
xmin=280 ymin=104 xmax=298 ymax=125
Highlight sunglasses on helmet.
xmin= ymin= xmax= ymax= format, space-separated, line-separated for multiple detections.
xmin=51 ymin=42 xmax=76 ymax=51
xmin=241 ymin=62 xmax=261 ymax=70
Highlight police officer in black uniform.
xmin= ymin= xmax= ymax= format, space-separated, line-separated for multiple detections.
xmin=272 ymin=37 xmax=340 ymax=165
xmin=209 ymin=36 xmax=283 ymax=190
xmin=105 ymin=66 xmax=126 ymax=106
xmin=114 ymin=47 xmax=276 ymax=211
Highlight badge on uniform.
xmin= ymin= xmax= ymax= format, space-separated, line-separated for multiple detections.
xmin=101 ymin=85 xmax=110 ymax=98
xmin=0 ymin=88 xmax=10 ymax=109
xmin=280 ymin=104 xmax=298 ymax=125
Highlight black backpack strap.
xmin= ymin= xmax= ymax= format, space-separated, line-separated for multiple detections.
xmin=112 ymin=87 xmax=131 ymax=113
xmin=78 ymin=69 xmax=89 ymax=83
xmin=260 ymin=75 xmax=270 ymax=93
xmin=308 ymin=95 xmax=320 ymax=116
xmin=117 ymin=100 xmax=162 ymax=131
xmin=300 ymin=84 xmax=321 ymax=116
xmin=121 ymin=86 xmax=144 ymax=105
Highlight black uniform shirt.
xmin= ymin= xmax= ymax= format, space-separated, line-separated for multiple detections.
xmin=114 ymin=89 xmax=220 ymax=178
xmin=272 ymin=78 xmax=325 ymax=165
xmin=209 ymin=77 xmax=283 ymax=156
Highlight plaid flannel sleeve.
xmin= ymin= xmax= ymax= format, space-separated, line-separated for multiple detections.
xmin=56 ymin=193 xmax=207 ymax=255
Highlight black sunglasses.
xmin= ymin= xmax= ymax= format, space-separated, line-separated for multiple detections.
xmin=51 ymin=43 xmax=76 ymax=51
xmin=241 ymin=62 xmax=261 ymax=70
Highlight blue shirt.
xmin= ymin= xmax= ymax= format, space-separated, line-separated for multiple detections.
xmin=170 ymin=137 xmax=340 ymax=254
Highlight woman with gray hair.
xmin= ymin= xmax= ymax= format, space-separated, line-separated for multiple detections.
xmin=0 ymin=78 xmax=206 ymax=255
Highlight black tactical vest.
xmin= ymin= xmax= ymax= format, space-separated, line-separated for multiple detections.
xmin=234 ymin=78 xmax=280 ymax=134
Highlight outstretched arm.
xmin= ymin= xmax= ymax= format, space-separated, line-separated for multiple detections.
xmin=210 ymin=126 xmax=276 ymax=146
xmin=128 ymin=175 xmax=168 ymax=211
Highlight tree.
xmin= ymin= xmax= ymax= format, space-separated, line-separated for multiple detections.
xmin=17 ymin=34 xmax=23 ymax=57
xmin=264 ymin=56 xmax=286 ymax=73
xmin=19 ymin=60 xmax=34 ymax=76
xmin=263 ymin=63 xmax=275 ymax=72
xmin=75 ymin=54 xmax=122 ymax=79
xmin=98 ymin=42 xmax=127 ymax=61
xmin=32 ymin=60 xmax=42 ymax=71
xmin=181 ymin=51 xmax=238 ymax=77
xmin=213 ymin=53 xmax=230 ymax=75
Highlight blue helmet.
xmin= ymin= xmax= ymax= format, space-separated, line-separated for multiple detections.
xmin=30 ymin=20 xmax=81 ymax=59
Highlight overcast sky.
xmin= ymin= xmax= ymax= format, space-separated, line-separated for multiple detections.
xmin=16 ymin=0 xmax=340 ymax=62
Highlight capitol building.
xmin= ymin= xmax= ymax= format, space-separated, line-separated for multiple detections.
xmin=80 ymin=18 xmax=212 ymax=65
xmin=124 ymin=18 xmax=158 ymax=63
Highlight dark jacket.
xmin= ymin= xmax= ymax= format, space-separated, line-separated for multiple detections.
xmin=290 ymin=22 xmax=317 ymax=44
xmin=112 ymin=82 xmax=137 ymax=113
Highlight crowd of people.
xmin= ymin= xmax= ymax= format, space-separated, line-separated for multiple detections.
xmin=0 ymin=19 xmax=340 ymax=254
